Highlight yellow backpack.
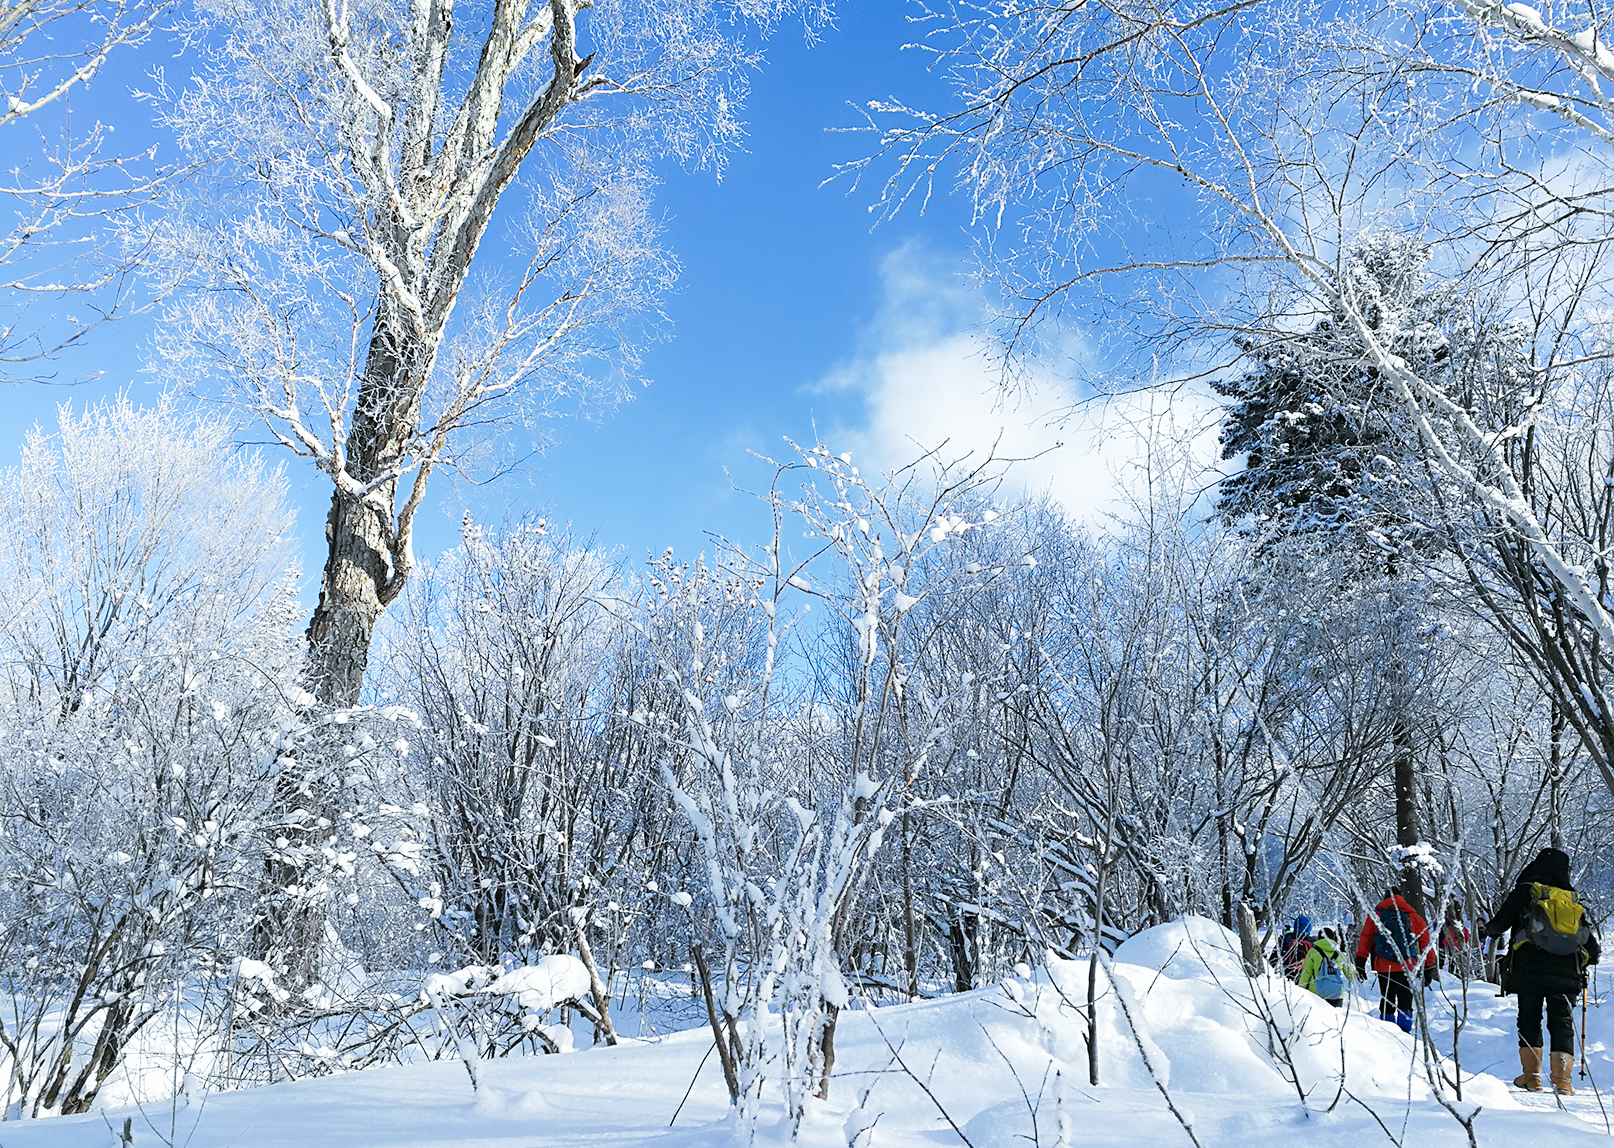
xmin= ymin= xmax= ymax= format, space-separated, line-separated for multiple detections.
xmin=1515 ymin=883 xmax=1591 ymax=956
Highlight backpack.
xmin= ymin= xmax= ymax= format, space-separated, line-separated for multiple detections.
xmin=1371 ymin=903 xmax=1419 ymax=965
xmin=1312 ymin=948 xmax=1346 ymax=999
xmin=1280 ymin=932 xmax=1312 ymax=977
xmin=1518 ymin=883 xmax=1592 ymax=957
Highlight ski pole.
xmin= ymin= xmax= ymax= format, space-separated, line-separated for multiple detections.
xmin=1580 ymin=984 xmax=1588 ymax=1079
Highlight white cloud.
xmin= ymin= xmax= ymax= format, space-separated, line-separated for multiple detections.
xmin=822 ymin=247 xmax=1228 ymax=528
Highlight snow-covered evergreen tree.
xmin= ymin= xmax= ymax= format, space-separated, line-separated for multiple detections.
xmin=1215 ymin=233 xmax=1537 ymax=917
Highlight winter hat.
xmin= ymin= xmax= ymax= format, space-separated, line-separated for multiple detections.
xmin=1294 ymin=914 xmax=1312 ymax=936
xmin=1517 ymin=847 xmax=1573 ymax=891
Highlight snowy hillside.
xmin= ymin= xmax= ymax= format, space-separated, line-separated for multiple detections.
xmin=6 ymin=918 xmax=1610 ymax=1148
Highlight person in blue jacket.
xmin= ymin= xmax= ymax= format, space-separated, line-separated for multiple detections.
xmin=1274 ymin=914 xmax=1313 ymax=980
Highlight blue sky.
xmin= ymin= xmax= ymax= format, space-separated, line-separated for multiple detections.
xmin=3 ymin=2 xmax=1225 ymax=601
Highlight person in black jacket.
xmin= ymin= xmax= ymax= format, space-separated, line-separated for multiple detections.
xmin=1479 ymin=847 xmax=1601 ymax=1095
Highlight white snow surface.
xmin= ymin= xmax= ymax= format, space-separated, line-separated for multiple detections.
xmin=12 ymin=917 xmax=1614 ymax=1147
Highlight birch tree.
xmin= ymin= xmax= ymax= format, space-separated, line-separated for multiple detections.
xmin=156 ymin=0 xmax=817 ymax=706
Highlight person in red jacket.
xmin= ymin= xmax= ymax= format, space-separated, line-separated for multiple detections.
xmin=1354 ymin=886 xmax=1435 ymax=1033
xmin=1436 ymin=901 xmax=1470 ymax=973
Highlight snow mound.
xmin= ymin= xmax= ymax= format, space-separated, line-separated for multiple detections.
xmin=471 ymin=1081 xmax=553 ymax=1118
xmin=1112 ymin=915 xmax=1247 ymax=983
xmin=1034 ymin=914 xmax=1513 ymax=1104
xmin=9 ymin=921 xmax=1614 ymax=1148
xmin=485 ymin=955 xmax=591 ymax=1013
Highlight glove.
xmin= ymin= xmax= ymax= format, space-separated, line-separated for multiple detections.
xmin=1423 ymin=963 xmax=1438 ymax=985
xmin=1354 ymin=957 xmax=1368 ymax=980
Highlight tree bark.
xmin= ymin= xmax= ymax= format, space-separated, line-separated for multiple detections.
xmin=571 ymin=907 xmax=618 ymax=1047
xmin=306 ymin=488 xmax=396 ymax=706
xmin=947 ymin=910 xmax=975 ymax=994
xmin=1392 ymin=714 xmax=1425 ymax=920
xmin=304 ymin=304 xmax=422 ymax=705
xmin=1549 ymin=700 xmax=1567 ymax=849
xmin=1086 ymin=842 xmax=1108 ymax=1087
xmin=1237 ymin=902 xmax=1262 ymax=978
xmin=813 ymin=1005 xmax=838 ymax=1100
xmin=901 ymin=811 xmax=919 ymax=1000
xmin=692 ymin=943 xmax=740 ymax=1104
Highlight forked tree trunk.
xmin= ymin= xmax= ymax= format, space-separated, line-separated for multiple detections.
xmin=260 ymin=347 xmax=418 ymax=983
xmin=265 ymin=299 xmax=439 ymax=975
xmin=305 ymin=311 xmax=422 ymax=706
xmin=692 ymin=943 xmax=740 ymax=1103
xmin=296 ymin=0 xmax=590 ymax=708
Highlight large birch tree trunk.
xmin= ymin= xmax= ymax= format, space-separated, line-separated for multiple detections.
xmin=164 ymin=0 xmax=807 ymax=984
xmin=163 ymin=0 xmax=791 ymax=706
xmin=305 ymin=313 xmax=422 ymax=703
xmin=307 ymin=489 xmax=394 ymax=706
xmin=300 ymin=1 xmax=586 ymax=704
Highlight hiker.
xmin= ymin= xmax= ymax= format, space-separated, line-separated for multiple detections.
xmin=1298 ymin=926 xmax=1353 ymax=1006
xmin=1273 ymin=914 xmax=1314 ymax=981
xmin=1354 ymin=887 xmax=1434 ymax=1034
xmin=1437 ymin=902 xmax=1470 ymax=973
xmin=1478 ymin=846 xmax=1601 ymax=1095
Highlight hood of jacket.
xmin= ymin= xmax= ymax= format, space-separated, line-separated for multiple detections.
xmin=1516 ymin=847 xmax=1573 ymax=891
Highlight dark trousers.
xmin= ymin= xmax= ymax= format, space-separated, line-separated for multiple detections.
xmin=1516 ymin=988 xmax=1576 ymax=1052
xmin=1376 ymin=969 xmax=1413 ymax=1017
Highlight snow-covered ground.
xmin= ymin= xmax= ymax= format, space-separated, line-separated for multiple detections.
xmin=8 ymin=917 xmax=1612 ymax=1147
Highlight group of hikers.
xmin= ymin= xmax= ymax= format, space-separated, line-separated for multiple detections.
xmin=1268 ymin=847 xmax=1601 ymax=1096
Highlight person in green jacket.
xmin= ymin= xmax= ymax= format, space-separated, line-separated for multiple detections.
xmin=1298 ymin=927 xmax=1354 ymax=1006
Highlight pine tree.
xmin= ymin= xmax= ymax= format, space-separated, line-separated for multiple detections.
xmin=1215 ymin=233 xmax=1459 ymax=569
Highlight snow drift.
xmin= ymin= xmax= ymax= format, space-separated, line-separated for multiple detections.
xmin=3 ymin=916 xmax=1610 ymax=1148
